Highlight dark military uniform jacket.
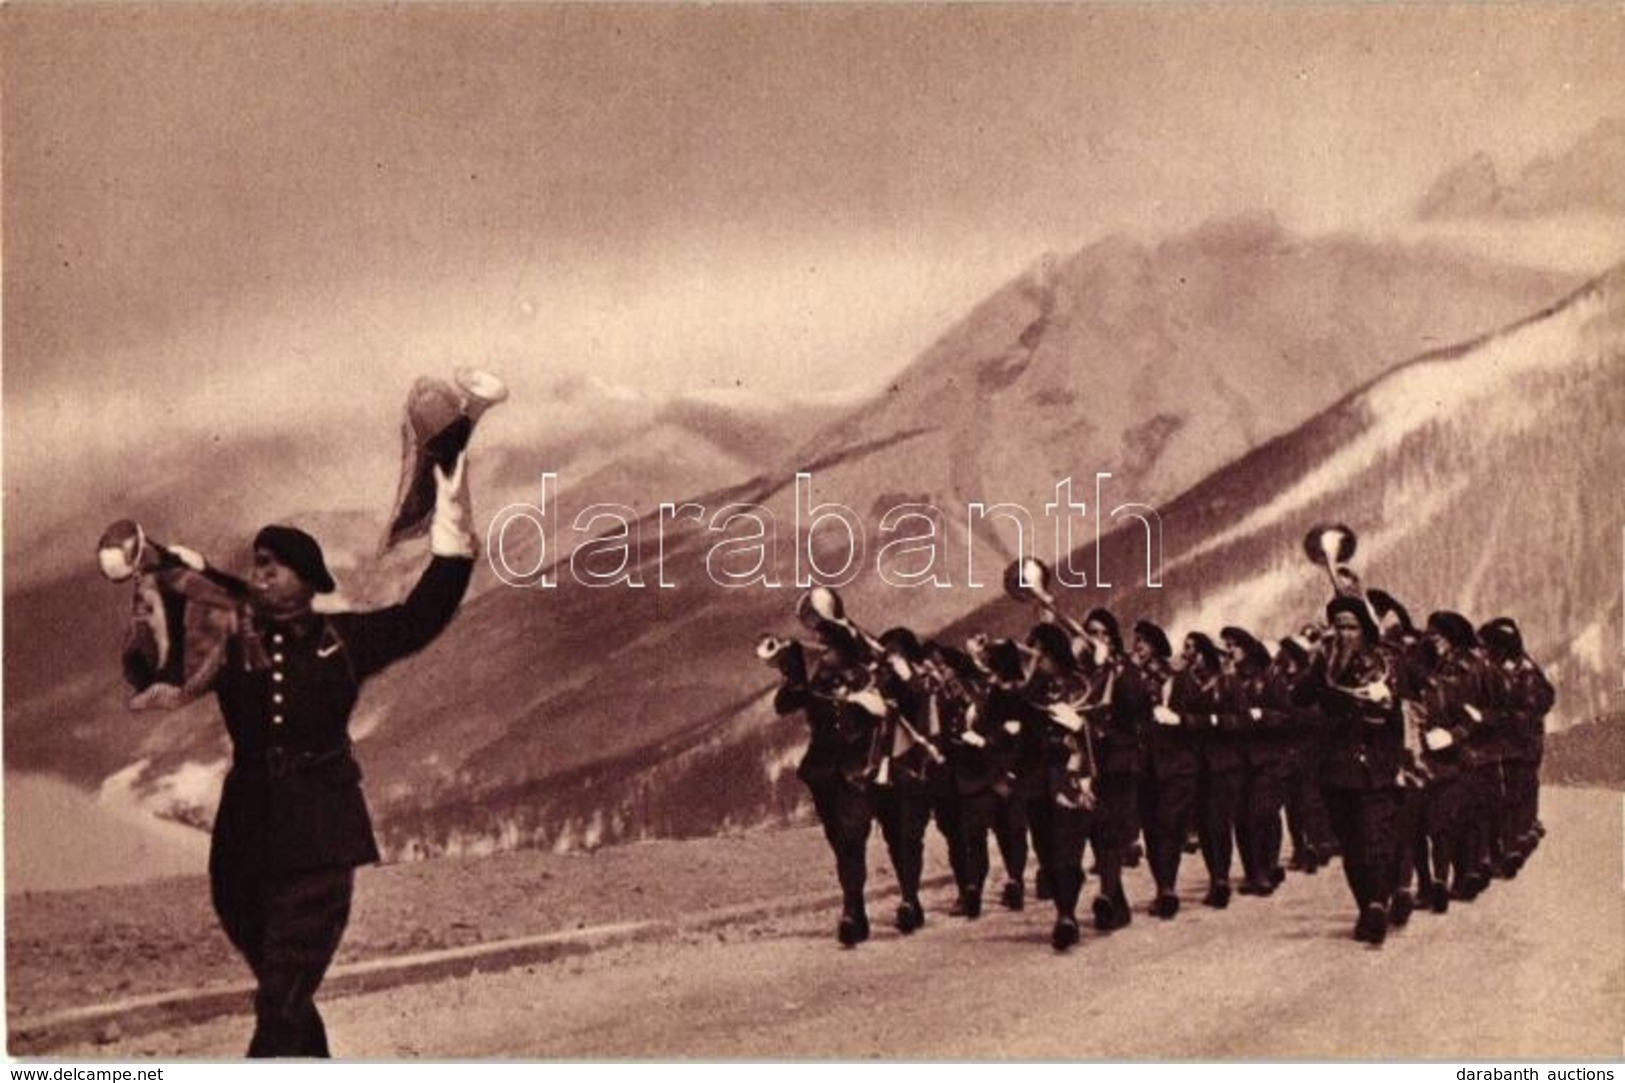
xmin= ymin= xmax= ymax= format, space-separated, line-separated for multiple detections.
xmin=1163 ymin=668 xmax=1227 ymax=775
xmin=1311 ymin=646 xmax=1403 ymax=791
xmin=937 ymin=674 xmax=1002 ymax=796
xmin=1082 ymin=657 xmax=1146 ymax=779
xmin=1230 ymin=666 xmax=1300 ymax=771
xmin=775 ymin=657 xmax=883 ymax=790
xmin=1499 ymin=655 xmax=1555 ymax=764
xmin=1138 ymin=660 xmax=1199 ymax=780
xmin=210 ymin=555 xmax=474 ymax=877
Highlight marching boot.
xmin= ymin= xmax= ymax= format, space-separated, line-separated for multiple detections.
xmin=1202 ymin=882 xmax=1232 ymax=909
xmin=838 ymin=907 xmax=870 ymax=947
xmin=1358 ymin=903 xmax=1389 ymax=947
xmin=1051 ymin=914 xmax=1081 ymax=951
xmin=1390 ymin=889 xmax=1415 ymax=929
xmin=1001 ymin=879 xmax=1025 ymax=912
xmin=1151 ymin=892 xmax=1180 ymax=920
xmin=1429 ymin=882 xmax=1451 ymax=914
xmin=1092 ymin=895 xmax=1116 ymax=931
xmin=895 ymin=899 xmax=925 ymax=934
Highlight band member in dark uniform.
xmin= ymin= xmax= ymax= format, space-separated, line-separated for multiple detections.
xmin=208 ymin=454 xmax=477 ymax=1056
xmin=1310 ymin=597 xmax=1406 ymax=945
xmin=771 ymin=617 xmax=885 ymax=947
xmin=1225 ymin=626 xmax=1291 ymax=898
xmin=1134 ymin=620 xmax=1196 ymax=919
xmin=927 ymin=642 xmax=1001 ymax=919
xmin=1078 ymin=608 xmax=1145 ymax=932
xmin=1170 ymin=632 xmax=1237 ymax=909
xmin=1273 ymin=635 xmax=1333 ymax=877
xmin=1422 ymin=611 xmax=1508 ymax=902
xmin=1015 ymin=623 xmax=1097 ymax=951
xmin=871 ymin=627 xmax=941 ymax=935
xmin=976 ymin=636 xmax=1037 ymax=913
xmin=1478 ymin=617 xmax=1555 ymax=874
xmin=1365 ymin=596 xmax=1429 ymax=928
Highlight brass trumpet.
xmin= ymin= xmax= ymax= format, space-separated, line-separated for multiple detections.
xmin=1002 ymin=556 xmax=1087 ymax=640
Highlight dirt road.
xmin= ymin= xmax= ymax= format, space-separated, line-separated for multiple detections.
xmin=67 ymin=787 xmax=1624 ymax=1059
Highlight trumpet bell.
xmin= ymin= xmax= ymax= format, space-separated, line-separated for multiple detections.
xmin=1303 ymin=523 xmax=1357 ymax=566
xmin=796 ymin=586 xmax=846 ymax=629
xmin=1003 ymin=556 xmax=1052 ymax=604
xmin=756 ymin=633 xmax=789 ymax=661
xmin=97 ymin=519 xmax=147 ymax=583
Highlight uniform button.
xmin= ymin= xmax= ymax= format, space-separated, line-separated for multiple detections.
xmin=272 ymin=634 xmax=284 ymax=645
xmin=272 ymin=693 xmax=284 ymax=704
xmin=273 ymin=653 xmax=285 ymax=664
xmin=272 ymin=715 xmax=285 ymax=725
xmin=272 ymin=672 xmax=284 ymax=682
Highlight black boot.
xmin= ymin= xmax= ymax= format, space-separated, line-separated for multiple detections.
xmin=1390 ymin=889 xmax=1415 ymax=928
xmin=1051 ymin=914 xmax=1080 ymax=951
xmin=838 ymin=908 xmax=870 ymax=947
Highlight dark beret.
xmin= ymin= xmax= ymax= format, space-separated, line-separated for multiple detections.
xmin=1326 ymin=596 xmax=1380 ymax=643
xmin=1426 ymin=611 xmax=1478 ymax=652
xmin=253 ymin=525 xmax=335 ymax=593
xmin=1133 ymin=619 xmax=1172 ymax=660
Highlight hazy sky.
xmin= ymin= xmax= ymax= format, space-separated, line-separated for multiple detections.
xmin=5 ymin=3 xmax=1624 ymax=480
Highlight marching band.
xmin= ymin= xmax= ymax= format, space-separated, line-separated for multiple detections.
xmin=758 ymin=525 xmax=1555 ymax=951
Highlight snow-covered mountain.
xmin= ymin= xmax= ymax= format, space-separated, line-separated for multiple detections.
xmin=3 ymin=226 xmax=1607 ymax=871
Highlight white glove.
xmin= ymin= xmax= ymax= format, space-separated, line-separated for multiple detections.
xmin=847 ymin=689 xmax=888 ymax=717
xmin=1358 ymin=682 xmax=1392 ymax=706
xmin=128 ymin=682 xmax=188 ymax=712
xmin=1047 ymin=702 xmax=1084 ymax=733
xmin=889 ymin=655 xmax=914 ymax=681
xmin=1424 ymin=728 xmax=1455 ymax=752
xmin=167 ymin=544 xmax=208 ymax=571
xmin=1153 ymin=705 xmax=1181 ymax=727
xmin=1463 ymin=704 xmax=1483 ymax=723
xmin=430 ymin=452 xmax=476 ymax=558
xmin=1003 ymin=720 xmax=1022 ymax=735
xmin=1092 ymin=638 xmax=1110 ymax=667
xmin=960 ymin=730 xmax=988 ymax=749
xmin=1249 ymin=707 xmax=1264 ymax=722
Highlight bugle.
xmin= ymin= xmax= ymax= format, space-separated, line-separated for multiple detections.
xmin=1002 ymin=556 xmax=1086 ymax=640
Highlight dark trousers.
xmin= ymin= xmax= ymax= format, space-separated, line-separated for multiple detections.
xmin=1141 ymin=771 xmax=1197 ymax=895
xmin=1462 ymin=765 xmax=1504 ymax=879
xmin=993 ymin=791 xmax=1030 ymax=884
xmin=808 ymin=779 xmax=874 ymax=914
xmin=1284 ymin=751 xmax=1335 ymax=859
xmin=1395 ymin=784 xmax=1427 ymax=893
xmin=211 ymin=864 xmax=355 ymax=1058
xmin=1322 ymin=786 xmax=1405 ymax=913
xmin=1027 ymin=797 xmax=1090 ymax=919
xmin=934 ymin=788 xmax=996 ymax=896
xmin=1507 ymin=759 xmax=1541 ymax=846
xmin=1237 ymin=763 xmax=1285 ymax=887
xmin=1197 ymin=767 xmax=1244 ymax=886
xmin=1088 ymin=773 xmax=1137 ymax=907
xmin=873 ymin=785 xmax=932 ymax=903
xmin=1422 ymin=776 xmax=1471 ymax=890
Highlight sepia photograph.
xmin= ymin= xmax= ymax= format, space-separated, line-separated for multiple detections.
xmin=3 ymin=0 xmax=1623 ymax=1062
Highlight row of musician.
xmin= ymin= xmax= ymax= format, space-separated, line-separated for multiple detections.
xmin=755 ymin=537 xmax=1555 ymax=952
